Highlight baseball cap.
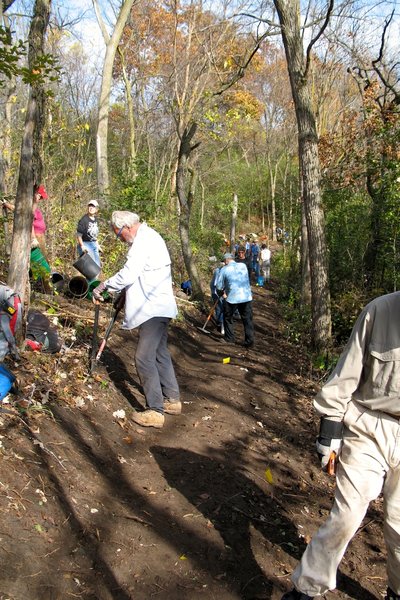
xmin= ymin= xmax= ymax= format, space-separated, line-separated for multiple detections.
xmin=36 ymin=185 xmax=48 ymax=199
xmin=223 ymin=252 xmax=234 ymax=260
xmin=88 ymin=199 xmax=99 ymax=207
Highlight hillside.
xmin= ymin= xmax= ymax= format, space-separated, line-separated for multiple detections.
xmin=0 ymin=283 xmax=386 ymax=600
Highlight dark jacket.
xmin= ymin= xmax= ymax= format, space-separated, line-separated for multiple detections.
xmin=235 ymin=256 xmax=252 ymax=279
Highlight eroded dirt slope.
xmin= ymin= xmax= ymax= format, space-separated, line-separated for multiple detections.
xmin=0 ymin=285 xmax=386 ymax=600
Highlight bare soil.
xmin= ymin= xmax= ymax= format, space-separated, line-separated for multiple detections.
xmin=0 ymin=283 xmax=386 ymax=600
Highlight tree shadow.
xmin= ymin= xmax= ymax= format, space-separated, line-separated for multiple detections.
xmin=103 ymin=347 xmax=144 ymax=411
xmin=152 ymin=444 xmax=304 ymax=599
xmin=152 ymin=444 xmax=379 ymax=600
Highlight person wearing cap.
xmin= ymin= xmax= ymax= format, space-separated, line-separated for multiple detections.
xmin=76 ymin=199 xmax=101 ymax=269
xmin=2 ymin=183 xmax=49 ymax=258
xmin=216 ymin=252 xmax=254 ymax=348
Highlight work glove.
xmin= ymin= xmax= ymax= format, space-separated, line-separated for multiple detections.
xmin=92 ymin=282 xmax=107 ymax=303
xmin=113 ymin=289 xmax=126 ymax=312
xmin=316 ymin=416 xmax=343 ymax=471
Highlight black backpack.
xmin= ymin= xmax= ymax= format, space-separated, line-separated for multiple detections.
xmin=26 ymin=310 xmax=62 ymax=353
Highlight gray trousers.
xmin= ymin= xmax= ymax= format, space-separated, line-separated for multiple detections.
xmin=135 ymin=317 xmax=180 ymax=414
xmin=293 ymin=400 xmax=400 ymax=596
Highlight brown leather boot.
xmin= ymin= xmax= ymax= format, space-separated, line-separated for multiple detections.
xmin=164 ymin=399 xmax=182 ymax=415
xmin=131 ymin=410 xmax=164 ymax=428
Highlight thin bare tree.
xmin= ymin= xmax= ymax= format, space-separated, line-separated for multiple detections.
xmin=7 ymin=0 xmax=51 ymax=307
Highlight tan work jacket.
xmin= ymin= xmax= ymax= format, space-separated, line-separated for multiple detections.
xmin=314 ymin=291 xmax=400 ymax=419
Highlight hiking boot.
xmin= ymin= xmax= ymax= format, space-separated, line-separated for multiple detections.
xmin=386 ymin=588 xmax=400 ymax=600
xmin=131 ymin=410 xmax=164 ymax=428
xmin=164 ymin=399 xmax=182 ymax=415
xmin=281 ymin=590 xmax=314 ymax=600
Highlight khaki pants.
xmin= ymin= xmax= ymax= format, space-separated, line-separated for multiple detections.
xmin=292 ymin=400 xmax=400 ymax=596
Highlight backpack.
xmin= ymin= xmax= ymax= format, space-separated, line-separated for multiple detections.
xmin=0 ymin=285 xmax=22 ymax=361
xmin=180 ymin=280 xmax=192 ymax=296
xmin=26 ymin=310 xmax=62 ymax=353
xmin=0 ymin=364 xmax=16 ymax=402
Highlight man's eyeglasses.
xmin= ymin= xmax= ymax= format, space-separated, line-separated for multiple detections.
xmin=116 ymin=225 xmax=125 ymax=238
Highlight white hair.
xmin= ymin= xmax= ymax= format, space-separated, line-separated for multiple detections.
xmin=111 ymin=211 xmax=140 ymax=229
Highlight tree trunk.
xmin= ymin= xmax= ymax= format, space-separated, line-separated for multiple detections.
xmin=95 ymin=0 xmax=136 ymax=198
xmin=117 ymin=46 xmax=136 ymax=179
xmin=267 ymin=156 xmax=278 ymax=241
xmin=230 ymin=193 xmax=238 ymax=252
xmin=274 ymin=0 xmax=331 ymax=349
xmin=7 ymin=0 xmax=51 ymax=307
xmin=300 ymin=197 xmax=311 ymax=305
xmin=0 ymin=13 xmax=16 ymax=255
xmin=176 ymin=123 xmax=203 ymax=302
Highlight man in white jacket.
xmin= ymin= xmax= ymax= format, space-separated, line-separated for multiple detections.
xmin=93 ymin=211 xmax=180 ymax=428
xmin=282 ymin=291 xmax=400 ymax=600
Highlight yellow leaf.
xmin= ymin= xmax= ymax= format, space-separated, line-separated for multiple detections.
xmin=179 ymin=554 xmax=187 ymax=560
xmin=265 ymin=468 xmax=274 ymax=484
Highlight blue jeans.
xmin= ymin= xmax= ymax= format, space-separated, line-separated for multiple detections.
xmin=135 ymin=317 xmax=180 ymax=413
xmin=78 ymin=241 xmax=101 ymax=268
xmin=252 ymin=257 xmax=260 ymax=277
xmin=211 ymin=293 xmax=224 ymax=324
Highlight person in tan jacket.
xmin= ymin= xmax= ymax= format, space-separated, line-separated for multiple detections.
xmin=282 ymin=291 xmax=400 ymax=600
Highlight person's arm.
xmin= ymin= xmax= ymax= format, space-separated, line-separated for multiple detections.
xmin=215 ymin=268 xmax=225 ymax=296
xmin=2 ymin=200 xmax=14 ymax=211
xmin=76 ymin=232 xmax=86 ymax=251
xmin=76 ymin=217 xmax=87 ymax=252
xmin=314 ymin=305 xmax=374 ymax=419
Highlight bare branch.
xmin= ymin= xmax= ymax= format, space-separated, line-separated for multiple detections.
xmin=370 ymin=11 xmax=400 ymax=105
xmin=371 ymin=10 xmax=393 ymax=67
xmin=304 ymin=0 xmax=335 ymax=79
xmin=213 ymin=30 xmax=271 ymax=96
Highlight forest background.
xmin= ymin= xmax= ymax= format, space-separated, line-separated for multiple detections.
xmin=0 ymin=0 xmax=399 ymax=359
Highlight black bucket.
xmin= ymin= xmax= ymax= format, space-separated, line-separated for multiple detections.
xmin=73 ymin=253 xmax=101 ymax=280
xmin=51 ymin=272 xmax=65 ymax=292
xmin=68 ymin=276 xmax=89 ymax=299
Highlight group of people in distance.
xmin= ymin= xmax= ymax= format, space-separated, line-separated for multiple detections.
xmin=233 ymin=239 xmax=271 ymax=283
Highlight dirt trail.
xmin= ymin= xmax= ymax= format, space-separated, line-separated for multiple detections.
xmin=0 ymin=284 xmax=386 ymax=600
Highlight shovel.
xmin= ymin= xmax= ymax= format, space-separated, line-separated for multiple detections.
xmin=93 ymin=289 xmax=126 ymax=365
xmin=197 ymin=298 xmax=220 ymax=334
xmin=89 ymin=304 xmax=100 ymax=373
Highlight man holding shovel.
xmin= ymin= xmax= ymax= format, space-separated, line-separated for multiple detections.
xmin=93 ymin=211 xmax=180 ymax=429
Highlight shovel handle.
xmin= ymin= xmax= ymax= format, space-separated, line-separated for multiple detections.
xmin=327 ymin=451 xmax=337 ymax=476
xmin=95 ymin=304 xmax=121 ymax=362
xmin=95 ymin=338 xmax=107 ymax=361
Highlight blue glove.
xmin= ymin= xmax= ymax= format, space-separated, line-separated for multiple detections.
xmin=92 ymin=282 xmax=107 ymax=302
